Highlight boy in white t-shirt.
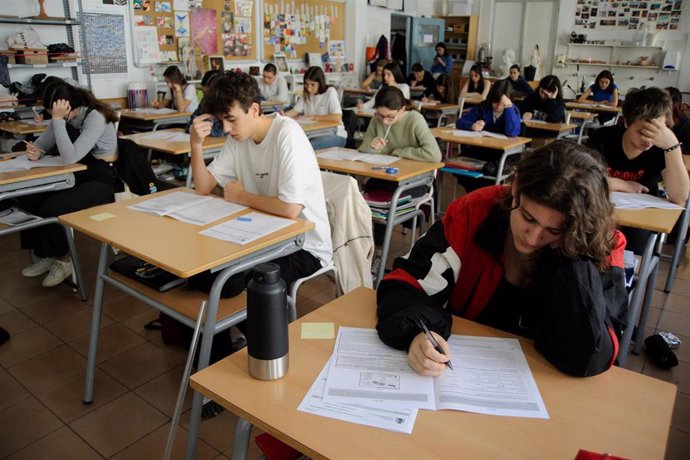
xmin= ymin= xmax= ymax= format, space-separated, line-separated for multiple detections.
xmin=190 ymin=72 xmax=332 ymax=287
xmin=257 ymin=63 xmax=289 ymax=104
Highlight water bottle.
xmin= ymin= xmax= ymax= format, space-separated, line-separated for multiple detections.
xmin=246 ymin=263 xmax=289 ymax=380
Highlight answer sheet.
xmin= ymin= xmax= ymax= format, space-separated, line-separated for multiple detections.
xmin=0 ymin=156 xmax=67 ymax=172
xmin=298 ymin=358 xmax=418 ymax=434
xmin=323 ymin=328 xmax=549 ymax=419
xmin=316 ymin=147 xmax=399 ymax=165
xmin=200 ymin=212 xmax=294 ymax=245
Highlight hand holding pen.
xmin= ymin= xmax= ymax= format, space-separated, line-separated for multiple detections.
xmin=407 ymin=315 xmax=453 ymax=376
xmin=24 ymin=141 xmax=44 ymax=161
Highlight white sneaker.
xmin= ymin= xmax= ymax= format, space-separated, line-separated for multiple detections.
xmin=41 ymin=260 xmax=73 ymax=288
xmin=21 ymin=257 xmax=55 ymax=278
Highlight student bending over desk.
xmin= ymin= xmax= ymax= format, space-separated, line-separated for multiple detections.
xmin=151 ymin=65 xmax=199 ymax=113
xmin=284 ymin=66 xmax=347 ymax=150
xmin=578 ymin=70 xmax=619 ymax=125
xmin=586 ymin=87 xmax=689 ymax=253
xmin=361 ymin=59 xmax=386 ymax=91
xmin=21 ymin=82 xmax=118 ymax=287
xmin=187 ymin=70 xmax=224 ymax=137
xmin=257 ymin=63 xmax=289 ymax=105
xmin=506 ymin=64 xmax=534 ymax=98
xmin=376 ymin=141 xmax=628 ymax=377
xmin=358 ymin=62 xmax=410 ymax=110
xmin=421 ymin=73 xmax=450 ymax=104
xmin=519 ymin=75 xmax=565 ymax=123
xmin=666 ymin=86 xmax=690 ymax=155
xmin=457 ymin=79 xmax=521 ymax=136
xmin=190 ymin=72 xmax=332 ymax=288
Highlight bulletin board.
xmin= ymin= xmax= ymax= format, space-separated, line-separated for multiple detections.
xmin=262 ymin=0 xmax=345 ymax=61
xmin=130 ymin=0 xmax=256 ymax=72
xmin=574 ymin=0 xmax=683 ymax=31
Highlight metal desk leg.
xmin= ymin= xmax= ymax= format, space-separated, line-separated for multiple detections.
xmin=63 ymin=224 xmax=87 ymax=301
xmin=83 ymin=242 xmax=110 ymax=403
xmin=231 ymin=418 xmax=253 ymax=460
xmin=618 ymin=233 xmax=658 ymax=367
xmin=664 ymin=198 xmax=689 ymax=293
xmin=633 ymin=260 xmax=660 ymax=355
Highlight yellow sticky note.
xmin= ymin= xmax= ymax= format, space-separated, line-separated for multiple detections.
xmin=301 ymin=322 xmax=335 ymax=339
xmin=90 ymin=212 xmax=116 ymax=222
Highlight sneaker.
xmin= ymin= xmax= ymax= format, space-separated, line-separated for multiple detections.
xmin=371 ymin=253 xmax=381 ymax=276
xmin=21 ymin=257 xmax=55 ymax=278
xmin=41 ymin=260 xmax=73 ymax=288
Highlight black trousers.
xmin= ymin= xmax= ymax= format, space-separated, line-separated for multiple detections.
xmin=19 ymin=161 xmax=116 ymax=258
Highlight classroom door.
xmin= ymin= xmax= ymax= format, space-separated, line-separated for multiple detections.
xmin=409 ymin=17 xmax=445 ymax=74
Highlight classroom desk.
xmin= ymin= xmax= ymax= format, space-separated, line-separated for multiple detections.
xmin=190 ymin=287 xmax=677 ymax=460
xmin=120 ymin=128 xmax=226 ymax=187
xmin=459 ymin=95 xmax=484 ymax=107
xmin=0 ymin=120 xmax=48 ymax=135
xmin=260 ymin=100 xmax=288 ymax=113
xmin=566 ymin=110 xmax=598 ymax=144
xmin=119 ymin=108 xmax=192 ymax=132
xmin=565 ymin=101 xmax=622 ymax=114
xmin=417 ymin=102 xmax=461 ymax=118
xmin=614 ymin=206 xmax=683 ymax=363
xmin=0 ymin=163 xmax=88 ymax=300
xmin=522 ymin=120 xmax=578 ymax=139
xmin=58 ymin=188 xmax=314 ymax=460
xmin=662 ymin=157 xmax=690 ymax=293
xmin=299 ymin=120 xmax=341 ymax=139
xmin=316 ymin=153 xmax=443 ymax=286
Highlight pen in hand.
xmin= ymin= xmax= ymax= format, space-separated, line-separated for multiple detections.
xmin=413 ymin=315 xmax=454 ymax=370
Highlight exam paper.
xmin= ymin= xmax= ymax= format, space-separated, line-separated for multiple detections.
xmin=298 ymin=358 xmax=418 ymax=434
xmin=451 ymin=130 xmax=508 ymax=140
xmin=323 ymin=328 xmax=549 ymax=419
xmin=610 ymin=192 xmax=683 ymax=210
xmin=139 ymin=131 xmax=179 ymax=140
xmin=316 ymin=148 xmax=399 ymax=165
xmin=0 ymin=156 xmax=67 ymax=172
xmin=128 ymin=191 xmax=212 ymax=216
xmin=200 ymin=212 xmax=294 ymax=245
xmin=167 ymin=199 xmax=247 ymax=225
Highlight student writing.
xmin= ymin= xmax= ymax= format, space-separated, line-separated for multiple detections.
xmin=284 ymin=66 xmax=347 ymax=150
xmin=359 ymin=62 xmax=410 ymax=110
xmin=421 ymin=73 xmax=450 ymax=104
xmin=407 ymin=63 xmax=436 ymax=90
xmin=21 ymin=82 xmax=119 ymax=287
xmin=151 ymin=65 xmax=199 ymax=113
xmin=376 ymin=141 xmax=628 ymax=377
xmin=257 ymin=63 xmax=289 ymax=104
xmin=456 ymin=79 xmax=521 ymax=136
xmin=460 ymin=64 xmax=491 ymax=101
xmin=361 ymin=59 xmax=386 ymax=91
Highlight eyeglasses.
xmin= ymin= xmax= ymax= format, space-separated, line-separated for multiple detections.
xmin=374 ymin=110 xmax=399 ymax=122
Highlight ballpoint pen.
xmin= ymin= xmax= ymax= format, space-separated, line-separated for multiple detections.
xmin=413 ymin=315 xmax=454 ymax=370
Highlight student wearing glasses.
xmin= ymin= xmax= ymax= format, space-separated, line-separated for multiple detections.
xmin=358 ymin=62 xmax=410 ymax=110
xmin=519 ymin=75 xmax=566 ymax=123
xmin=376 ymin=142 xmax=628 ymax=377
xmin=359 ymin=86 xmax=442 ymax=270
xmin=284 ymin=66 xmax=347 ymax=150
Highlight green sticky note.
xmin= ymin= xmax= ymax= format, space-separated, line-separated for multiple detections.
xmin=301 ymin=322 xmax=335 ymax=339
xmin=90 ymin=212 xmax=116 ymax=222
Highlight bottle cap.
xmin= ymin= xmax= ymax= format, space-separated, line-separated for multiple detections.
xmin=251 ymin=263 xmax=281 ymax=284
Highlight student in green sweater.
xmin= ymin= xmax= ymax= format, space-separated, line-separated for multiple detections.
xmin=359 ymin=86 xmax=442 ymax=272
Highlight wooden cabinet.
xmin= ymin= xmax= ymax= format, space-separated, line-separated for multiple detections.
xmin=438 ymin=15 xmax=478 ymax=102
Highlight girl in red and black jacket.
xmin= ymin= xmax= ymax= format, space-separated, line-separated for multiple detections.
xmin=376 ymin=141 xmax=628 ymax=377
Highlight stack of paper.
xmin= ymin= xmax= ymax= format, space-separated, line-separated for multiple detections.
xmin=298 ymin=327 xmax=549 ymax=433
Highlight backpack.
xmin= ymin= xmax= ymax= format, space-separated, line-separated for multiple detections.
xmin=114 ymin=138 xmax=158 ymax=195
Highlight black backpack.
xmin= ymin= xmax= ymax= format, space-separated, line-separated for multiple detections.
xmin=115 ymin=138 xmax=158 ymax=195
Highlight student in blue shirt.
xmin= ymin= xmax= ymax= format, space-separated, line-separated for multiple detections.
xmin=430 ymin=42 xmax=453 ymax=75
xmin=187 ymin=70 xmax=225 ymax=137
xmin=456 ymin=79 xmax=521 ymax=137
xmin=578 ymin=70 xmax=619 ymax=107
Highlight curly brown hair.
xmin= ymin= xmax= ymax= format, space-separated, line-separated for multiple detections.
xmin=201 ymin=71 xmax=261 ymax=116
xmin=502 ymin=140 xmax=616 ymax=269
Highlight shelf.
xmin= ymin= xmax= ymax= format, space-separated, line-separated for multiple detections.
xmin=567 ymin=43 xmax=662 ymax=50
xmin=0 ymin=16 xmax=79 ymax=26
xmin=563 ymin=62 xmax=665 ymax=70
xmin=7 ymin=62 xmax=81 ymax=69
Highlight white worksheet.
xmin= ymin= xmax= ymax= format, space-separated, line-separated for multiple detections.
xmin=200 ymin=212 xmax=294 ymax=245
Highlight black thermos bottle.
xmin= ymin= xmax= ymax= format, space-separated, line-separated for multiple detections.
xmin=246 ymin=263 xmax=289 ymax=380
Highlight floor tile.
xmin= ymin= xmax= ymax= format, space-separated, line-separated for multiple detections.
xmin=134 ymin=365 xmax=193 ymax=418
xmin=665 ymin=428 xmax=690 ymax=460
xmin=69 ymin=392 xmax=167 ymax=458
xmin=35 ymin=370 xmax=128 ymax=423
xmin=0 ymin=326 xmax=61 ymax=368
xmin=68 ymin=323 xmax=146 ymax=364
xmin=5 ymin=426 xmax=102 ymax=460
xmin=110 ymin=424 xmax=219 ymax=460
xmin=99 ymin=342 xmax=183 ymax=389
xmin=658 ymin=310 xmax=690 ymax=338
xmin=8 ymin=345 xmax=86 ymax=394
xmin=43 ymin=308 xmax=115 ymax=343
xmin=19 ymin=294 xmax=90 ymax=325
xmin=180 ymin=407 xmax=240 ymax=453
xmin=670 ymin=391 xmax=690 ymax=433
xmin=0 ymin=369 xmax=30 ymax=412
xmin=0 ymin=309 xmax=38 ymax=336
xmin=643 ymin=360 xmax=690 ymax=395
xmin=0 ymin=296 xmax=15 ymax=315
xmin=0 ymin=397 xmax=63 ymax=458
xmin=101 ymin=287 xmax=152 ymax=322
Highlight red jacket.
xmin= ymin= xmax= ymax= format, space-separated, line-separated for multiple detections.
xmin=376 ymin=186 xmax=628 ymax=377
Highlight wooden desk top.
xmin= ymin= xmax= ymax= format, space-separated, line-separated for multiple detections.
xmin=342 ymin=87 xmax=375 ymax=96
xmin=409 ymin=85 xmax=426 ymax=92
xmin=418 ymin=103 xmax=460 ymax=112
xmin=431 ymin=127 xmax=532 ymax=151
xmin=566 ymin=110 xmax=598 ymax=121
xmin=58 ymin=188 xmax=314 ymax=278
xmin=523 ymin=120 xmax=577 ymax=133
xmin=300 ymin=120 xmax=341 ymax=133
xmin=566 ymin=102 xmax=622 ymax=114
xmin=190 ymin=287 xmax=676 ymax=460
xmin=317 ymin=155 xmax=443 ymax=182
xmin=119 ymin=109 xmax=191 ymax=121
xmin=0 ymin=163 xmax=86 ymax=186
xmin=460 ymin=96 xmax=484 ymax=106
xmin=121 ymin=128 xmax=226 ymax=155
xmin=0 ymin=120 xmax=48 ymax=135
xmin=614 ymin=207 xmax=683 ymax=234
xmin=260 ymin=100 xmax=287 ymax=108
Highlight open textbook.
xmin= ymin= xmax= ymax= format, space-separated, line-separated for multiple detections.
xmin=316 ymin=147 xmax=399 ymax=165
xmin=449 ymin=129 xmax=508 ymax=140
xmin=610 ymin=192 xmax=683 ymax=210
xmin=322 ymin=328 xmax=548 ymax=419
xmin=128 ymin=191 xmax=247 ymax=225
